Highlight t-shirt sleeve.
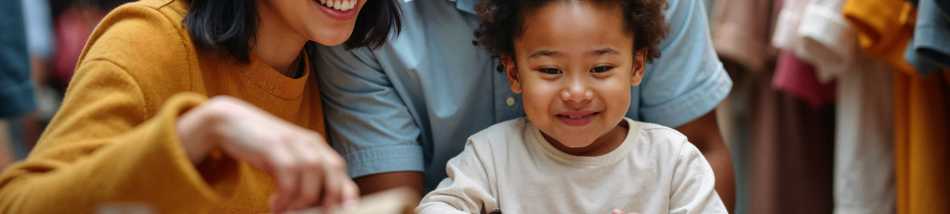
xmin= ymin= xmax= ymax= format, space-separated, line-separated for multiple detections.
xmin=636 ymin=0 xmax=732 ymax=128
xmin=416 ymin=139 xmax=496 ymax=214
xmin=0 ymin=59 xmax=238 ymax=213
xmin=313 ymin=45 xmax=425 ymax=179
xmin=668 ymin=140 xmax=728 ymax=214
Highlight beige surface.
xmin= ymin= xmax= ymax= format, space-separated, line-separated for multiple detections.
xmin=284 ymin=188 xmax=419 ymax=214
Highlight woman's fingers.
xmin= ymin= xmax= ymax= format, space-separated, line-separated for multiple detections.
xmin=203 ymin=96 xmax=357 ymax=212
xmin=284 ymin=138 xmax=324 ymax=211
xmin=277 ymin=132 xmax=353 ymax=212
xmin=318 ymin=156 xmax=345 ymax=208
xmin=268 ymin=145 xmax=301 ymax=213
xmin=340 ymin=176 xmax=360 ymax=210
xmin=314 ymin=133 xmax=346 ymax=209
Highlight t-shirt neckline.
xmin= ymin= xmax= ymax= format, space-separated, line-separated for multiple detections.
xmin=528 ymin=117 xmax=640 ymax=165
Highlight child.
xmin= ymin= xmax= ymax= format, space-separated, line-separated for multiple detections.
xmin=415 ymin=0 xmax=727 ymax=213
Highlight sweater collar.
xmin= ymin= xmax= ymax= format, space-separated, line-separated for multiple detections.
xmin=237 ymin=50 xmax=310 ymax=100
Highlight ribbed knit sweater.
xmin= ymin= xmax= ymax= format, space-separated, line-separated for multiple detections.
xmin=0 ymin=0 xmax=326 ymax=212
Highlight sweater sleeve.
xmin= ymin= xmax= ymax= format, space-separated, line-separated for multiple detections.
xmin=668 ymin=140 xmax=728 ymax=214
xmin=416 ymin=139 xmax=497 ymax=214
xmin=0 ymin=59 xmax=239 ymax=213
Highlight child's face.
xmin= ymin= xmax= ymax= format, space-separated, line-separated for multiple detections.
xmin=503 ymin=1 xmax=647 ymax=151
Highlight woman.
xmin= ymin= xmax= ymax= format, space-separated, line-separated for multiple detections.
xmin=0 ymin=0 xmax=400 ymax=213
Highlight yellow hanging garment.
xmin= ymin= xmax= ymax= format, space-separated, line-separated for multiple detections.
xmin=844 ymin=0 xmax=950 ymax=213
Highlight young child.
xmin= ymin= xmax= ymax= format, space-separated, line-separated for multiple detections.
xmin=415 ymin=0 xmax=727 ymax=213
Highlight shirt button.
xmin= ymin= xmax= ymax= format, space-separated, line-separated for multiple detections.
xmin=496 ymin=64 xmax=505 ymax=73
xmin=505 ymin=97 xmax=516 ymax=106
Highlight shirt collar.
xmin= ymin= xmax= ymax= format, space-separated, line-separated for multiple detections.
xmin=402 ymin=0 xmax=477 ymax=15
xmin=452 ymin=0 xmax=478 ymax=15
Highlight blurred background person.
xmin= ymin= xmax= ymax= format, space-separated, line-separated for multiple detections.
xmin=0 ymin=0 xmax=38 ymax=169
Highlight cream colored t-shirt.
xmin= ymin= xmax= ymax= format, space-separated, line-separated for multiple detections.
xmin=416 ymin=117 xmax=727 ymax=214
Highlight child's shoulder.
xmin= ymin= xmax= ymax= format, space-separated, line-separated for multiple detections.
xmin=626 ymin=119 xmax=692 ymax=151
xmin=633 ymin=120 xmax=687 ymax=138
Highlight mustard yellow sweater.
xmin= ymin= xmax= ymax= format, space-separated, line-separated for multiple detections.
xmin=0 ymin=0 xmax=327 ymax=212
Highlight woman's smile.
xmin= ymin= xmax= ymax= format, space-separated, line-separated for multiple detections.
xmin=315 ymin=0 xmax=361 ymax=20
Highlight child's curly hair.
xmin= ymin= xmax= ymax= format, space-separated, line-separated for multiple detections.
xmin=474 ymin=0 xmax=669 ymax=63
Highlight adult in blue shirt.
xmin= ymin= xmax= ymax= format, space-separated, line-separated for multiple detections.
xmin=315 ymin=0 xmax=734 ymax=210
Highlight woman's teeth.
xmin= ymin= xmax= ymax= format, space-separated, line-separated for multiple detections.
xmin=319 ymin=0 xmax=357 ymax=11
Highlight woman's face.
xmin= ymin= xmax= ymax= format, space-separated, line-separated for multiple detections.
xmin=258 ymin=0 xmax=367 ymax=46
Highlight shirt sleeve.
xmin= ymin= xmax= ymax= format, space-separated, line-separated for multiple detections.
xmin=637 ymin=0 xmax=732 ymax=128
xmin=0 ymin=0 xmax=36 ymax=118
xmin=795 ymin=0 xmax=862 ymax=81
xmin=0 ymin=60 xmax=238 ymax=213
xmin=415 ymin=140 xmax=495 ymax=214
xmin=313 ymin=45 xmax=425 ymax=178
xmin=668 ymin=140 xmax=728 ymax=214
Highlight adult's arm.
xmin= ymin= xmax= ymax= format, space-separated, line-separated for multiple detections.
xmin=0 ymin=4 xmax=244 ymax=211
xmin=353 ymin=171 xmax=424 ymax=197
xmin=314 ymin=45 xmax=426 ymax=197
xmin=0 ymin=59 xmax=233 ymax=213
xmin=635 ymin=0 xmax=734 ymax=211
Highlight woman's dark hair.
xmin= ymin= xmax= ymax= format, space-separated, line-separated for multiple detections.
xmin=474 ymin=0 xmax=668 ymax=63
xmin=185 ymin=0 xmax=402 ymax=63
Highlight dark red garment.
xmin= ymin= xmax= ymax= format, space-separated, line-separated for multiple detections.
xmin=749 ymin=67 xmax=836 ymax=214
xmin=51 ymin=7 xmax=107 ymax=89
xmin=772 ymin=51 xmax=837 ymax=108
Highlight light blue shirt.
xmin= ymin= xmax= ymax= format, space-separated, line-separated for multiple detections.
xmin=904 ymin=0 xmax=950 ymax=76
xmin=314 ymin=0 xmax=731 ymax=192
xmin=22 ymin=0 xmax=55 ymax=61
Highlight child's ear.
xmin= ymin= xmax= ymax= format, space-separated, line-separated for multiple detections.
xmin=631 ymin=48 xmax=647 ymax=86
xmin=501 ymin=53 xmax=522 ymax=94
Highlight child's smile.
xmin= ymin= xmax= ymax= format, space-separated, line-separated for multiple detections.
xmin=501 ymin=1 xmax=648 ymax=156
xmin=556 ymin=110 xmax=600 ymax=127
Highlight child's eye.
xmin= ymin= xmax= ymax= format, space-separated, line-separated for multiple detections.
xmin=590 ymin=66 xmax=613 ymax=73
xmin=538 ymin=68 xmax=562 ymax=74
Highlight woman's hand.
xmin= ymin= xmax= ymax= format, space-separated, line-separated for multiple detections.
xmin=611 ymin=209 xmax=639 ymax=214
xmin=177 ymin=96 xmax=358 ymax=213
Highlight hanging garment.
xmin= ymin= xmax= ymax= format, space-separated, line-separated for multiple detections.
xmin=50 ymin=7 xmax=107 ymax=89
xmin=711 ymin=0 xmax=777 ymax=73
xmin=795 ymin=0 xmax=863 ymax=82
xmin=893 ymin=70 xmax=950 ymax=214
xmin=748 ymin=68 xmax=835 ymax=214
xmin=846 ymin=0 xmax=950 ymax=213
xmin=770 ymin=0 xmax=837 ymax=108
xmin=772 ymin=0 xmax=809 ymax=50
xmin=780 ymin=0 xmax=900 ymax=212
xmin=904 ymin=0 xmax=950 ymax=76
xmin=905 ymin=38 xmax=940 ymax=76
xmin=843 ymin=0 xmax=917 ymax=74
xmin=771 ymin=51 xmax=836 ymax=108
xmin=833 ymin=58 xmax=897 ymax=214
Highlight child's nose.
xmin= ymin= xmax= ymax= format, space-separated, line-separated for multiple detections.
xmin=560 ymin=77 xmax=594 ymax=102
